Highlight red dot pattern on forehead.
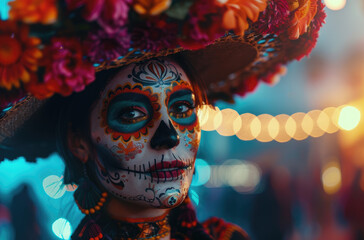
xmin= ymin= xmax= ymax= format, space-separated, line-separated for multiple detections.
xmin=100 ymin=83 xmax=161 ymax=143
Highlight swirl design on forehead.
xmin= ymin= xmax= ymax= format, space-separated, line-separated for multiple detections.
xmin=128 ymin=59 xmax=181 ymax=86
xmin=165 ymin=80 xmax=198 ymax=133
xmin=101 ymin=83 xmax=161 ymax=142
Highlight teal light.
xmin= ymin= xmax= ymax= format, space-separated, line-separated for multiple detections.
xmin=0 ymin=0 xmax=10 ymax=20
xmin=191 ymin=158 xmax=211 ymax=187
xmin=189 ymin=189 xmax=199 ymax=206
xmin=52 ymin=218 xmax=72 ymax=240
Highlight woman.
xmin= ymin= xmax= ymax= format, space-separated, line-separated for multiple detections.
xmin=0 ymin=0 xmax=326 ymax=239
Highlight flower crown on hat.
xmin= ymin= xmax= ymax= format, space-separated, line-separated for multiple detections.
xmin=0 ymin=0 xmax=326 ymax=109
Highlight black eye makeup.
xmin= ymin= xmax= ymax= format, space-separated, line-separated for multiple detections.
xmin=107 ymin=93 xmax=153 ymax=133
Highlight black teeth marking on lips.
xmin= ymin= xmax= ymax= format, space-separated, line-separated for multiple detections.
xmin=139 ymin=165 xmax=142 ymax=180
xmin=143 ymin=164 xmax=147 ymax=180
xmin=149 ymin=161 xmax=153 ymax=183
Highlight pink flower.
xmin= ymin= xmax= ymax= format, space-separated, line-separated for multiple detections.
xmin=254 ymin=0 xmax=290 ymax=35
xmin=43 ymin=38 xmax=95 ymax=97
xmin=85 ymin=28 xmax=130 ymax=62
xmin=131 ymin=18 xmax=177 ymax=52
xmin=179 ymin=0 xmax=225 ymax=50
xmin=66 ymin=0 xmax=132 ymax=33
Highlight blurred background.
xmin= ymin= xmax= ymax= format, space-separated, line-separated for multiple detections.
xmin=2 ymin=0 xmax=364 ymax=239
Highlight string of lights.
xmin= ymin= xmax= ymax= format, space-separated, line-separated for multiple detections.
xmin=198 ymin=105 xmax=361 ymax=142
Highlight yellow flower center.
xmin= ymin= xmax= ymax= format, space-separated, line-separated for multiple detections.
xmin=0 ymin=35 xmax=22 ymax=66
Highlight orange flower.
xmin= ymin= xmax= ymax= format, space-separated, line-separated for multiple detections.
xmin=0 ymin=21 xmax=42 ymax=90
xmin=218 ymin=0 xmax=268 ymax=35
xmin=133 ymin=0 xmax=172 ymax=16
xmin=288 ymin=0 xmax=318 ymax=40
xmin=8 ymin=0 xmax=58 ymax=24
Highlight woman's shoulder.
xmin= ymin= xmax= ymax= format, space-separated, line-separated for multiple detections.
xmin=202 ymin=217 xmax=250 ymax=240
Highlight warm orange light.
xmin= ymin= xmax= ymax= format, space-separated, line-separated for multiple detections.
xmin=201 ymin=106 xmax=223 ymax=131
xmin=338 ymin=106 xmax=361 ymax=131
xmin=197 ymin=105 xmax=210 ymax=127
xmin=216 ymin=109 xmax=242 ymax=136
xmin=268 ymin=117 xmax=279 ymax=139
xmin=302 ymin=114 xmax=314 ymax=136
xmin=324 ymin=0 xmax=346 ymax=11
xmin=322 ymin=107 xmax=340 ymax=133
xmin=291 ymin=112 xmax=309 ymax=141
xmin=250 ymin=117 xmax=262 ymax=139
xmin=322 ymin=161 xmax=342 ymax=195
xmin=274 ymin=114 xmax=293 ymax=143
xmin=236 ymin=113 xmax=259 ymax=141
xmin=307 ymin=110 xmax=326 ymax=138
xmin=256 ymin=114 xmax=274 ymax=142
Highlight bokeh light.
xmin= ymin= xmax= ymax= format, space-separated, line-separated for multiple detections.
xmin=291 ymin=112 xmax=309 ymax=141
xmin=216 ymin=109 xmax=242 ymax=136
xmin=205 ymin=159 xmax=261 ymax=193
xmin=324 ymin=0 xmax=346 ymax=11
xmin=323 ymin=107 xmax=340 ymax=133
xmin=191 ymin=158 xmax=211 ymax=187
xmin=322 ymin=162 xmax=342 ymax=195
xmin=236 ymin=113 xmax=259 ymax=141
xmin=43 ymin=175 xmax=66 ymax=199
xmin=274 ymin=114 xmax=293 ymax=143
xmin=201 ymin=106 xmax=223 ymax=131
xmin=52 ymin=218 xmax=72 ymax=240
xmin=197 ymin=105 xmax=210 ymax=127
xmin=255 ymin=114 xmax=275 ymax=142
xmin=338 ymin=106 xmax=361 ymax=131
xmin=307 ymin=110 xmax=326 ymax=138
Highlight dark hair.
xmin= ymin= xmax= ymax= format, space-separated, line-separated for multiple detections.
xmin=57 ymin=56 xmax=208 ymax=184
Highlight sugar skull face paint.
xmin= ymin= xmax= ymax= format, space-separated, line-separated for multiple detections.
xmin=90 ymin=59 xmax=201 ymax=208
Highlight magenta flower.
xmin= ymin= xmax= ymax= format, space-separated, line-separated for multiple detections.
xmin=131 ymin=19 xmax=177 ymax=52
xmin=254 ymin=0 xmax=290 ymax=35
xmin=85 ymin=28 xmax=130 ymax=62
xmin=66 ymin=0 xmax=132 ymax=33
xmin=43 ymin=38 xmax=95 ymax=96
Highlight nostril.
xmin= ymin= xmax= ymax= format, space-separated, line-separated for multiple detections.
xmin=150 ymin=120 xmax=180 ymax=150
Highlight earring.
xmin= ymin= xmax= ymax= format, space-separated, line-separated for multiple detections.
xmin=74 ymin=169 xmax=108 ymax=215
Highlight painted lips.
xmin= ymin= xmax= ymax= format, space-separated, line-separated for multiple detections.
xmin=148 ymin=160 xmax=190 ymax=179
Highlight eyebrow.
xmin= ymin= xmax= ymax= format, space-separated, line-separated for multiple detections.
xmin=169 ymin=89 xmax=194 ymax=101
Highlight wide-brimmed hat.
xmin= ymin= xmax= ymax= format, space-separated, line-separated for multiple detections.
xmin=0 ymin=0 xmax=326 ymax=162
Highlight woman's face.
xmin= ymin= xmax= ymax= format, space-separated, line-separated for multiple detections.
xmin=89 ymin=58 xmax=201 ymax=208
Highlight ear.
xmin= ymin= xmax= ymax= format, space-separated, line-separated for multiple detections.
xmin=67 ymin=128 xmax=91 ymax=164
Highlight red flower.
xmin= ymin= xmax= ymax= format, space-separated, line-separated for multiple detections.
xmin=27 ymin=38 xmax=95 ymax=99
xmin=131 ymin=18 xmax=178 ymax=52
xmin=254 ymin=0 xmax=290 ymax=35
xmin=85 ymin=28 xmax=130 ymax=62
xmin=178 ymin=0 xmax=225 ymax=50
xmin=237 ymin=75 xmax=259 ymax=97
xmin=66 ymin=0 xmax=132 ymax=33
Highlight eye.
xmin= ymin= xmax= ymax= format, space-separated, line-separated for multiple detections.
xmin=118 ymin=106 xmax=148 ymax=124
xmin=169 ymin=101 xmax=194 ymax=119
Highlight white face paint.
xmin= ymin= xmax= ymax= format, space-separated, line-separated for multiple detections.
xmin=90 ymin=58 xmax=201 ymax=208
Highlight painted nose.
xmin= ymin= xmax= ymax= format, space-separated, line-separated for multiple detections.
xmin=150 ymin=120 xmax=180 ymax=150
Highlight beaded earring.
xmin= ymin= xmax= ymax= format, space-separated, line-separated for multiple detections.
xmin=74 ymin=170 xmax=108 ymax=215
